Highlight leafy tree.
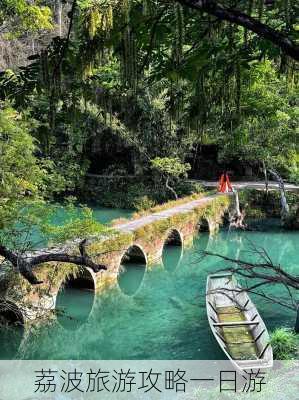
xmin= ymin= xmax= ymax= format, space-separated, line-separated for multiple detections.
xmin=0 ymin=0 xmax=53 ymax=36
xmin=0 ymin=105 xmax=46 ymax=229
xmin=151 ymin=157 xmax=191 ymax=199
xmin=217 ymin=61 xmax=298 ymax=221
xmin=179 ymin=0 xmax=299 ymax=60
xmin=219 ymin=69 xmax=298 ymax=179
xmin=0 ymin=104 xmax=107 ymax=283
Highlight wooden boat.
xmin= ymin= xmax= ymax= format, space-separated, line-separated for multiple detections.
xmin=206 ymin=273 xmax=273 ymax=374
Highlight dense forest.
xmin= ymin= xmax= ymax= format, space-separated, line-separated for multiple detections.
xmin=0 ymin=1 xmax=298 ymax=236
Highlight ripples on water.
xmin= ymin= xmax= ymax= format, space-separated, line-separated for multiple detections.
xmin=1 ymin=219 xmax=298 ymax=360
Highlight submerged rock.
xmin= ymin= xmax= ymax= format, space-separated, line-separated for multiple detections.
xmin=169 ymin=296 xmax=185 ymax=310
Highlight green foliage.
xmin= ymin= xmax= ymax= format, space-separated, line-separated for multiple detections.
xmin=41 ymin=205 xmax=110 ymax=245
xmin=0 ymin=105 xmax=47 ymax=228
xmin=1 ymin=0 xmax=297 ymax=194
xmin=270 ymin=328 xmax=298 ymax=359
xmin=0 ymin=104 xmax=108 ymax=251
xmin=0 ymin=0 xmax=53 ymax=37
xmin=0 ymin=0 xmax=298 ymax=252
xmin=239 ymin=189 xmax=299 ymax=218
xmin=218 ymin=61 xmax=299 ymax=176
xmin=79 ymin=0 xmax=114 ymax=39
xmin=151 ymin=157 xmax=191 ymax=178
xmin=288 ymin=154 xmax=299 ymax=184
xmin=132 ymin=195 xmax=156 ymax=212
xmin=84 ymin=176 xmax=203 ymax=210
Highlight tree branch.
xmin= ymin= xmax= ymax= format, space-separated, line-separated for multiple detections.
xmin=268 ymin=169 xmax=290 ymax=218
xmin=178 ymin=0 xmax=299 ymax=61
xmin=52 ymin=0 xmax=77 ymax=78
xmin=199 ymin=245 xmax=298 ymax=312
xmin=206 ymin=254 xmax=299 ymax=289
xmin=165 ymin=176 xmax=178 ymax=200
xmin=0 ymin=240 xmax=107 ymax=285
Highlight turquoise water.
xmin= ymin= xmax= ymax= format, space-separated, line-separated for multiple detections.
xmin=0 ymin=220 xmax=298 ymax=360
xmin=18 ymin=206 xmax=133 ymax=249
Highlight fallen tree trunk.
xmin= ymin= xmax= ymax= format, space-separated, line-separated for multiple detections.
xmin=229 ymin=190 xmax=247 ymax=230
xmin=0 ymin=239 xmax=107 ymax=285
xmin=268 ymin=169 xmax=290 ymax=221
xmin=262 ymin=161 xmax=269 ymax=196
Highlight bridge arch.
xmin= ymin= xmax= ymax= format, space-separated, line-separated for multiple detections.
xmin=222 ymin=210 xmax=230 ymax=226
xmin=163 ymin=228 xmax=183 ymax=247
xmin=54 ymin=267 xmax=96 ymax=330
xmin=161 ymin=228 xmax=183 ymax=272
xmin=117 ymin=244 xmax=147 ymax=296
xmin=119 ymin=244 xmax=148 ymax=267
xmin=198 ymin=217 xmax=210 ymax=232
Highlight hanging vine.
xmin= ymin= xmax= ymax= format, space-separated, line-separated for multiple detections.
xmin=120 ymin=0 xmax=137 ymax=90
xmin=174 ymin=3 xmax=184 ymax=67
xmin=83 ymin=1 xmax=114 ymax=39
xmin=235 ymin=57 xmax=241 ymax=124
xmin=80 ymin=1 xmax=114 ymax=78
xmin=257 ymin=0 xmax=264 ymax=21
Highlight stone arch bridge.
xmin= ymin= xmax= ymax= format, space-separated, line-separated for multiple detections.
xmin=1 ymin=193 xmax=232 ymax=326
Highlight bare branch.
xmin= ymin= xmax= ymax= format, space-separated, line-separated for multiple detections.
xmin=0 ymin=240 xmax=107 ymax=285
xmin=178 ymin=0 xmax=299 ymax=61
xmin=199 ymin=245 xmax=299 ymax=313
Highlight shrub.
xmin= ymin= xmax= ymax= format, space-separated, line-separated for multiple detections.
xmin=132 ymin=195 xmax=156 ymax=211
xmin=83 ymin=175 xmax=205 ymax=210
xmin=270 ymin=328 xmax=298 ymax=359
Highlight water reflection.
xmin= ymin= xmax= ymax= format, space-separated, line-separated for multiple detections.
xmin=194 ymin=233 xmax=210 ymax=252
xmin=162 ymin=229 xmax=183 ymax=272
xmin=55 ymin=271 xmax=95 ymax=331
xmin=0 ymin=303 xmax=24 ymax=359
xmin=118 ymin=262 xmax=146 ymax=296
xmin=162 ymin=245 xmax=182 ymax=272
xmin=118 ymin=245 xmax=147 ymax=296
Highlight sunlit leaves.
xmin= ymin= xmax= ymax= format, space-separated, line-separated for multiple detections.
xmin=0 ymin=0 xmax=53 ymax=37
xmin=151 ymin=157 xmax=191 ymax=178
xmin=0 ymin=105 xmax=44 ymax=228
xmin=218 ymin=60 xmax=299 ymax=177
xmin=40 ymin=205 xmax=110 ymax=245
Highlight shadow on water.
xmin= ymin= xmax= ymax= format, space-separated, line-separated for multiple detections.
xmin=118 ymin=245 xmax=147 ymax=296
xmin=55 ymin=269 xmax=95 ymax=331
xmin=162 ymin=229 xmax=183 ymax=272
xmin=162 ymin=245 xmax=183 ymax=272
xmin=0 ymin=302 xmax=24 ymax=359
xmin=194 ymin=232 xmax=210 ymax=252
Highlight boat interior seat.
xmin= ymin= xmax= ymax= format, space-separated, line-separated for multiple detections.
xmin=217 ymin=305 xmax=245 ymax=315
xmin=213 ymin=305 xmax=259 ymax=360
xmin=213 ymin=321 xmax=259 ymax=327
xmin=227 ymin=340 xmax=255 ymax=345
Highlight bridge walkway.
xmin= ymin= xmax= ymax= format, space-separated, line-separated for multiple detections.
xmin=115 ymin=193 xmax=226 ymax=233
